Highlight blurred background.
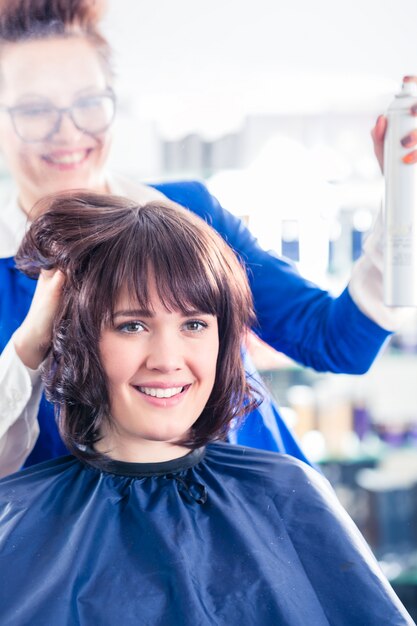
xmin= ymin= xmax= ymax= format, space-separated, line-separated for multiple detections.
xmin=7 ymin=0 xmax=417 ymax=614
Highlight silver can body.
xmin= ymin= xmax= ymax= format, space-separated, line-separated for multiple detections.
xmin=384 ymin=82 xmax=417 ymax=306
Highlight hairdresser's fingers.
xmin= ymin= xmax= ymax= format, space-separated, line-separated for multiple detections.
xmin=395 ymin=77 xmax=417 ymax=164
xmin=37 ymin=268 xmax=66 ymax=307
xmin=400 ymin=129 xmax=417 ymax=149
xmin=402 ymin=125 xmax=417 ymax=163
xmin=402 ymin=150 xmax=417 ymax=164
xmin=404 ymin=75 xmax=417 ymax=88
xmin=13 ymin=269 xmax=65 ymax=369
xmin=371 ymin=114 xmax=387 ymax=173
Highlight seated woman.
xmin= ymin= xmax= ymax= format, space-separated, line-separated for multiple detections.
xmin=0 ymin=193 xmax=412 ymax=625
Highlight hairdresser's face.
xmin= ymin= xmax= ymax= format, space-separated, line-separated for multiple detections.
xmin=98 ymin=282 xmax=219 ymax=463
xmin=0 ymin=36 xmax=112 ymax=214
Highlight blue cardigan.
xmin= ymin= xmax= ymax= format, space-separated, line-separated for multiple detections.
xmin=0 ymin=181 xmax=391 ymax=468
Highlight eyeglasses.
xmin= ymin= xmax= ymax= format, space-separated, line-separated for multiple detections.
xmin=0 ymin=89 xmax=116 ymax=142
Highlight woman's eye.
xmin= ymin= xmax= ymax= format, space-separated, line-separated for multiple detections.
xmin=117 ymin=321 xmax=145 ymax=334
xmin=74 ymin=93 xmax=112 ymax=108
xmin=15 ymin=105 xmax=54 ymax=118
xmin=184 ymin=320 xmax=207 ymax=332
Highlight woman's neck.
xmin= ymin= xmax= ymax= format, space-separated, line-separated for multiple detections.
xmin=95 ymin=435 xmax=191 ymax=464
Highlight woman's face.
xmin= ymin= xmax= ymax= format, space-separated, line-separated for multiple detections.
xmin=98 ymin=282 xmax=219 ymax=463
xmin=0 ymin=36 xmax=113 ymax=213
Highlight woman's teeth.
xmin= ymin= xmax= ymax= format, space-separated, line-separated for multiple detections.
xmin=45 ymin=150 xmax=87 ymax=165
xmin=138 ymin=386 xmax=184 ymax=399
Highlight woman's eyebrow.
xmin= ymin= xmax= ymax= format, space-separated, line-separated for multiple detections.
xmin=73 ymin=86 xmax=112 ymax=97
xmin=12 ymin=86 xmax=105 ymax=104
xmin=113 ymin=309 xmax=154 ymax=318
xmin=113 ymin=308 xmax=212 ymax=318
xmin=182 ymin=309 xmax=211 ymax=316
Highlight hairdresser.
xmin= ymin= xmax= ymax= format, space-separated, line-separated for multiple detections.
xmin=0 ymin=0 xmax=403 ymax=475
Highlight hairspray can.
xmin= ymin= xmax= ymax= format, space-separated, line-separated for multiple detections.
xmin=384 ymin=79 xmax=417 ymax=306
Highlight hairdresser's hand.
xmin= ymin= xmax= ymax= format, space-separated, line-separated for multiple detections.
xmin=371 ymin=114 xmax=387 ymax=173
xmin=371 ymin=75 xmax=417 ymax=172
xmin=400 ymin=75 xmax=417 ymax=165
xmin=13 ymin=269 xmax=65 ymax=370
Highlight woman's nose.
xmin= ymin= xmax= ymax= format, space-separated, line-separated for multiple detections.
xmin=145 ymin=335 xmax=185 ymax=373
xmin=50 ymin=110 xmax=84 ymax=142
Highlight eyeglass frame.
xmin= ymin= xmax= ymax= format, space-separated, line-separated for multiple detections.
xmin=0 ymin=87 xmax=117 ymax=143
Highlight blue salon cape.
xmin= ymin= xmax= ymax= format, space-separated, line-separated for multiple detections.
xmin=0 ymin=442 xmax=411 ymax=625
xmin=0 ymin=181 xmax=390 ymax=467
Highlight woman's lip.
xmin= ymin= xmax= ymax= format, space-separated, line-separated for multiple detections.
xmin=41 ymin=148 xmax=93 ymax=170
xmin=132 ymin=384 xmax=191 ymax=407
xmin=132 ymin=382 xmax=191 ymax=389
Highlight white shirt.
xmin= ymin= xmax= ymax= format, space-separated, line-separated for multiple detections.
xmin=0 ymin=174 xmax=410 ymax=476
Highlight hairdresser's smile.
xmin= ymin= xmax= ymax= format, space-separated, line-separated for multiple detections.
xmin=98 ymin=283 xmax=219 ymax=463
xmin=41 ymin=148 xmax=94 ymax=170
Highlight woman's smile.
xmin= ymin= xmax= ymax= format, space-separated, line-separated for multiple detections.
xmin=132 ymin=382 xmax=191 ymax=406
xmin=41 ymin=147 xmax=94 ymax=169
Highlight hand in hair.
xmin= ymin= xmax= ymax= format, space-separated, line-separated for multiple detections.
xmin=13 ymin=268 xmax=65 ymax=370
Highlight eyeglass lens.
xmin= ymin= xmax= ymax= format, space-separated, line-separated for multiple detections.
xmin=10 ymin=93 xmax=115 ymax=142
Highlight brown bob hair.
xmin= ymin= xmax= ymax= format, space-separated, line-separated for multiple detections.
xmin=16 ymin=192 xmax=260 ymax=465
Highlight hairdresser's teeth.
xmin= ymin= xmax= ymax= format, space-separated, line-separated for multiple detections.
xmin=46 ymin=151 xmax=87 ymax=165
xmin=139 ymin=386 xmax=183 ymax=399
